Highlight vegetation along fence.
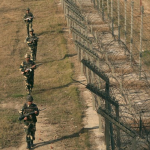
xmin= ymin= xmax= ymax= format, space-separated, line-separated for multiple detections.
xmin=61 ymin=0 xmax=150 ymax=149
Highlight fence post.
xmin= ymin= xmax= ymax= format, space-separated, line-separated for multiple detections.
xmin=94 ymin=31 xmax=98 ymax=44
xmin=90 ymin=25 xmax=93 ymax=35
xmin=105 ymin=81 xmax=110 ymax=150
xmin=130 ymin=1 xmax=134 ymax=66
xmin=64 ymin=1 xmax=67 ymax=20
xmin=91 ymin=59 xmax=96 ymax=110
xmin=124 ymin=0 xmax=127 ymax=54
xmin=85 ymin=51 xmax=90 ymax=83
xmin=77 ymin=46 xmax=81 ymax=62
xmin=111 ymin=0 xmax=114 ymax=36
xmin=139 ymin=112 xmax=142 ymax=136
xmin=118 ymin=0 xmax=120 ymax=41
xmin=99 ymin=0 xmax=101 ymax=11
xmin=97 ymin=0 xmax=100 ymax=11
xmin=102 ymin=0 xmax=104 ymax=21
xmin=96 ymin=59 xmax=103 ymax=131
xmin=98 ymin=97 xmax=103 ymax=132
xmin=139 ymin=6 xmax=143 ymax=79
xmin=81 ymin=49 xmax=84 ymax=75
xmin=66 ymin=7 xmax=69 ymax=27
xmin=107 ymin=0 xmax=110 ymax=19
xmin=116 ymin=104 xmax=121 ymax=149
xmin=62 ymin=0 xmax=65 ymax=11
xmin=93 ymin=0 xmax=96 ymax=8
xmin=61 ymin=0 xmax=63 ymax=9
xmin=67 ymin=8 xmax=71 ymax=34
xmin=106 ymin=80 xmax=115 ymax=150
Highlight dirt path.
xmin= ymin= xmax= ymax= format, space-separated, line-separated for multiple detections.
xmin=78 ymin=75 xmax=106 ymax=150
xmin=0 ymin=0 xmax=107 ymax=149
xmin=1 ymin=101 xmax=62 ymax=150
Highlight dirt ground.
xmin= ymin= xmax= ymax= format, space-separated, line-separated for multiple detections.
xmin=0 ymin=0 xmax=105 ymax=150
xmin=2 ymin=0 xmax=150 ymax=149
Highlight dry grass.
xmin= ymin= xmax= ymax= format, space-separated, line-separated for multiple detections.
xmin=0 ymin=0 xmax=92 ymax=149
xmin=0 ymin=108 xmax=23 ymax=149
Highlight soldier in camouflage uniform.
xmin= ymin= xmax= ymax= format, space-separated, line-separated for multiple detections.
xmin=26 ymin=29 xmax=39 ymax=61
xmin=24 ymin=8 xmax=34 ymax=37
xmin=19 ymin=95 xmax=39 ymax=149
xmin=20 ymin=54 xmax=36 ymax=94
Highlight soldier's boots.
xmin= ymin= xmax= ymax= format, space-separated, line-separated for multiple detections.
xmin=31 ymin=54 xmax=36 ymax=61
xmin=31 ymin=140 xmax=34 ymax=147
xmin=26 ymin=85 xmax=32 ymax=95
xmin=26 ymin=141 xmax=31 ymax=149
xmin=27 ymin=89 xmax=31 ymax=95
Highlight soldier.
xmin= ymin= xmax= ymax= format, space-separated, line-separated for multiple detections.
xmin=19 ymin=95 xmax=39 ymax=149
xmin=24 ymin=8 xmax=34 ymax=37
xmin=20 ymin=54 xmax=36 ymax=94
xmin=26 ymin=29 xmax=39 ymax=61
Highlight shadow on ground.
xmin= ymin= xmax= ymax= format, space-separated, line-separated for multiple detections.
xmin=32 ymin=126 xmax=99 ymax=149
xmin=37 ymin=53 xmax=77 ymax=65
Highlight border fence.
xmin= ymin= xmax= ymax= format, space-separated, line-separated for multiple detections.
xmin=61 ymin=0 xmax=150 ymax=149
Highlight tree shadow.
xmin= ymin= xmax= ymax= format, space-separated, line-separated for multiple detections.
xmin=36 ymin=53 xmax=77 ymax=65
xmin=32 ymin=126 xmax=99 ymax=149
xmin=33 ymin=82 xmax=73 ymax=94
xmin=60 ymin=53 xmax=77 ymax=60
xmin=37 ymin=30 xmax=55 ymax=36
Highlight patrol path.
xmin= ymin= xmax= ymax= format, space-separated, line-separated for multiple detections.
xmin=0 ymin=0 xmax=97 ymax=149
xmin=1 ymin=102 xmax=58 ymax=150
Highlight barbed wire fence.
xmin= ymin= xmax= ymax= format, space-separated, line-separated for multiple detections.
xmin=61 ymin=0 xmax=150 ymax=149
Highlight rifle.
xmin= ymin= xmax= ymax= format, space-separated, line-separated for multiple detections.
xmin=27 ymin=38 xmax=38 ymax=44
xmin=24 ymin=17 xmax=33 ymax=21
xmin=19 ymin=108 xmax=46 ymax=121
xmin=25 ymin=63 xmax=42 ymax=72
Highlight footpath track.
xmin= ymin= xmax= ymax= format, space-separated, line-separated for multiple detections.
xmin=0 ymin=0 xmax=99 ymax=150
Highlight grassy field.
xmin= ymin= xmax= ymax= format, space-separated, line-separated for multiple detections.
xmin=0 ymin=0 xmax=92 ymax=149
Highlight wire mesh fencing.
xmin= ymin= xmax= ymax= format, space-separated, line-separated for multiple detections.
xmin=61 ymin=0 xmax=150 ymax=149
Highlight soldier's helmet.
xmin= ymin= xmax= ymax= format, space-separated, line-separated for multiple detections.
xmin=29 ymin=29 xmax=34 ymax=32
xmin=25 ymin=53 xmax=30 ymax=58
xmin=26 ymin=8 xmax=30 ymax=11
xmin=26 ymin=95 xmax=33 ymax=102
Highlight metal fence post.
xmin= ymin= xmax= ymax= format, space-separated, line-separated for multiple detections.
xmin=106 ymin=80 xmax=115 ymax=150
xmin=107 ymin=0 xmax=110 ymax=19
xmin=118 ymin=0 xmax=120 ymax=41
xmin=66 ymin=7 xmax=69 ymax=27
xmin=61 ymin=0 xmax=63 ymax=9
xmin=77 ymin=46 xmax=81 ymax=62
xmin=97 ymin=0 xmax=100 ymax=11
xmin=111 ymin=0 xmax=114 ymax=36
xmin=81 ymin=49 xmax=84 ymax=75
xmin=96 ymin=59 xmax=103 ymax=131
xmin=64 ymin=1 xmax=67 ymax=20
xmin=90 ymin=59 xmax=96 ymax=110
xmin=94 ymin=31 xmax=98 ymax=44
xmin=130 ymin=1 xmax=134 ymax=66
xmin=85 ymin=50 xmax=90 ymax=83
xmin=99 ymin=0 xmax=101 ymax=11
xmin=93 ymin=0 xmax=96 ymax=8
xmin=124 ymin=0 xmax=127 ymax=54
xmin=139 ymin=6 xmax=143 ymax=79
xmin=105 ymin=80 xmax=110 ymax=150
xmin=90 ymin=25 xmax=93 ymax=35
xmin=116 ymin=104 xmax=121 ymax=149
xmin=102 ymin=0 xmax=104 ymax=21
